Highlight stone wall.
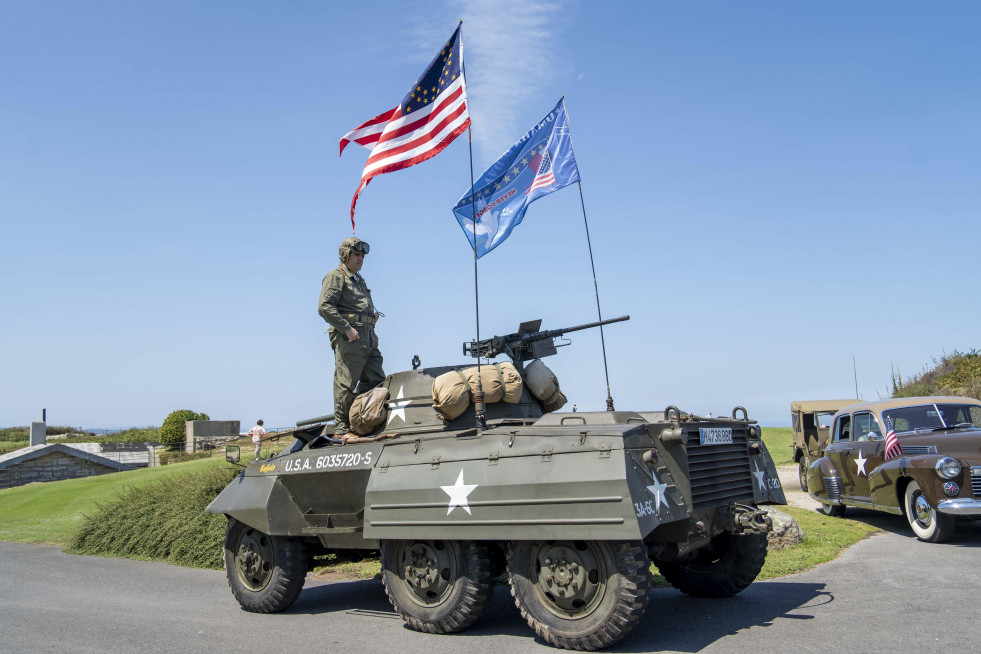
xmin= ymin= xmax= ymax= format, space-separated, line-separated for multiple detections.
xmin=0 ymin=451 xmax=120 ymax=489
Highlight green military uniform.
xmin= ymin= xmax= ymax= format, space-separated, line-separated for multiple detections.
xmin=318 ymin=264 xmax=385 ymax=435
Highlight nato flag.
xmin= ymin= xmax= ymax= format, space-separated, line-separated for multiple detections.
xmin=453 ymin=98 xmax=580 ymax=257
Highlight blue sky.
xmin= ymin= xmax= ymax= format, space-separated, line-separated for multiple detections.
xmin=2 ymin=1 xmax=979 ymax=430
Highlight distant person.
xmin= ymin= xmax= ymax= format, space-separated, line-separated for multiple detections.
xmin=318 ymin=237 xmax=385 ymax=442
xmin=248 ymin=419 xmax=266 ymax=458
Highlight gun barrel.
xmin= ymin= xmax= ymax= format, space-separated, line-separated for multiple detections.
xmin=536 ymin=315 xmax=629 ymax=339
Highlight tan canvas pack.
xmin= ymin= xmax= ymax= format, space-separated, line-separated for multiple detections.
xmin=432 ymin=370 xmax=471 ymax=420
xmin=462 ymin=362 xmax=523 ymax=404
xmin=524 ymin=359 xmax=567 ymax=412
xmin=349 ymin=386 xmax=390 ymax=435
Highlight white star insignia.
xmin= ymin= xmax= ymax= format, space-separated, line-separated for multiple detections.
xmin=386 ymin=385 xmax=411 ymax=425
xmin=441 ymin=470 xmax=478 ymax=515
xmin=854 ymin=451 xmax=868 ymax=476
xmin=646 ymin=474 xmax=668 ymax=511
xmin=753 ymin=461 xmax=767 ymax=492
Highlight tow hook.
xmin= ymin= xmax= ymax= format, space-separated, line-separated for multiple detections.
xmin=734 ymin=503 xmax=772 ymax=534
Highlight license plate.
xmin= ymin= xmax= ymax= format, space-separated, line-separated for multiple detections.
xmin=699 ymin=427 xmax=733 ymax=445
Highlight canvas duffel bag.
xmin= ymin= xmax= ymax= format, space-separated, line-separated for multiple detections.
xmin=349 ymin=386 xmax=390 ymax=435
xmin=524 ymin=359 xmax=567 ymax=412
xmin=462 ymin=362 xmax=522 ymax=404
xmin=432 ymin=370 xmax=471 ymax=420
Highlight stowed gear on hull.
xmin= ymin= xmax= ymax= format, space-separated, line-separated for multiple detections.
xmin=207 ymin=318 xmax=785 ymax=651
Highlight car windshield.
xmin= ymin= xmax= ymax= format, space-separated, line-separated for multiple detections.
xmin=882 ymin=403 xmax=981 ymax=433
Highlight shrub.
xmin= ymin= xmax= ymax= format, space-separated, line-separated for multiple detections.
xmin=159 ymin=409 xmax=210 ymax=445
xmin=67 ymin=466 xmax=239 ymax=568
xmin=892 ymin=350 xmax=981 ymax=401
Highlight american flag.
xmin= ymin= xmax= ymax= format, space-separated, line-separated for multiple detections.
xmin=884 ymin=429 xmax=903 ymax=460
xmin=526 ymin=147 xmax=555 ymax=195
xmin=340 ymin=23 xmax=470 ymax=228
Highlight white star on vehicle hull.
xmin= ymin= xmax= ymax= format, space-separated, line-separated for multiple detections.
xmin=753 ymin=461 xmax=767 ymax=492
xmin=386 ymin=385 xmax=411 ymax=425
xmin=646 ymin=475 xmax=668 ymax=511
xmin=441 ymin=470 xmax=478 ymax=515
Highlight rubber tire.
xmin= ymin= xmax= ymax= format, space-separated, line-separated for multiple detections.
xmin=508 ymin=540 xmax=651 ymax=651
xmin=380 ymin=539 xmax=493 ymax=634
xmin=820 ymin=502 xmax=846 ymax=517
xmin=798 ymin=460 xmax=808 ymax=491
xmin=223 ymin=519 xmax=307 ymax=613
xmin=904 ymin=481 xmax=956 ymax=543
xmin=655 ymin=531 xmax=767 ymax=599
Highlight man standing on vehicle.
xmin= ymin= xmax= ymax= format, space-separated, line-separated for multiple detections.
xmin=318 ymin=237 xmax=385 ymax=442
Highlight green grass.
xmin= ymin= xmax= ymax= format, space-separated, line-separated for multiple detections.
xmin=762 ymin=427 xmax=793 ymax=466
xmin=756 ymin=506 xmax=879 ymax=578
xmin=0 ymin=456 xmax=231 ymax=544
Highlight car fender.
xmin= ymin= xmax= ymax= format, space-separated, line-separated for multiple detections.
xmin=868 ymin=458 xmax=906 ymax=513
xmin=890 ymin=456 xmax=951 ymax=508
xmin=806 ymin=456 xmax=842 ymax=503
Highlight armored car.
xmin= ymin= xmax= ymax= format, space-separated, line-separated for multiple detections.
xmin=207 ymin=317 xmax=786 ymax=650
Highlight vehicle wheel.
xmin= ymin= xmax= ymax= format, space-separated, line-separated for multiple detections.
xmin=820 ymin=502 xmax=846 ymax=517
xmin=507 ymin=540 xmax=651 ymax=651
xmin=798 ymin=459 xmax=808 ymax=491
xmin=654 ymin=531 xmax=767 ymax=599
xmin=904 ymin=481 xmax=956 ymax=543
xmin=380 ymin=539 xmax=493 ymax=634
xmin=223 ymin=519 xmax=307 ymax=613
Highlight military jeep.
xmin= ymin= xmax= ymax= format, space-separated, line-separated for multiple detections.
xmin=208 ymin=318 xmax=786 ymax=650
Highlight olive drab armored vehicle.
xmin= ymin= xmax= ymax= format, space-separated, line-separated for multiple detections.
xmin=207 ymin=317 xmax=786 ymax=651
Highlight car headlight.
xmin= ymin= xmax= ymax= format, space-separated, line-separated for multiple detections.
xmin=935 ymin=457 xmax=961 ymax=479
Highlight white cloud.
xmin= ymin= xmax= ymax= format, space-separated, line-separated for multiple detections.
xmin=444 ymin=0 xmax=574 ymax=164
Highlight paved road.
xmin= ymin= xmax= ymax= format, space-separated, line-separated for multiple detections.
xmin=1 ymin=519 xmax=979 ymax=654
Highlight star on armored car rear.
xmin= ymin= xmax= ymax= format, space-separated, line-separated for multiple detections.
xmin=207 ymin=317 xmax=786 ymax=651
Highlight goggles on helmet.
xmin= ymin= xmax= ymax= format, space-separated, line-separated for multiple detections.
xmin=351 ymin=241 xmax=370 ymax=255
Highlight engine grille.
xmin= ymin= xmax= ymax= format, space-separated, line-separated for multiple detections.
xmin=824 ymin=476 xmax=841 ymax=502
xmin=902 ymin=445 xmax=938 ymax=455
xmin=971 ymin=467 xmax=981 ymax=497
xmin=685 ymin=428 xmax=755 ymax=510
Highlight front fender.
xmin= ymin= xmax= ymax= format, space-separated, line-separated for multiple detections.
xmin=206 ymin=471 xmax=309 ymax=536
xmin=869 ymin=458 xmax=906 ymax=510
xmin=893 ymin=456 xmax=950 ymax=508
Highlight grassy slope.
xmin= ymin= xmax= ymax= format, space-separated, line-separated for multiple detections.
xmin=0 ymin=456 xmax=229 ymax=544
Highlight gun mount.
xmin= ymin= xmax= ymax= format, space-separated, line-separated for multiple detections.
xmin=463 ymin=315 xmax=629 ymax=366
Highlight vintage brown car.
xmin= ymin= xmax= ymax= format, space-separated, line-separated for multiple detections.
xmin=806 ymin=396 xmax=981 ymax=543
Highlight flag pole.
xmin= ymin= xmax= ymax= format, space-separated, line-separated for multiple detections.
xmin=460 ymin=22 xmax=486 ymax=431
xmin=564 ymin=97 xmax=616 ymax=411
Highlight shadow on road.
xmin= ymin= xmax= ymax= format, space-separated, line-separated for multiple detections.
xmin=613 ymin=582 xmax=830 ymax=653
xmin=280 ymin=576 xmax=838 ymax=652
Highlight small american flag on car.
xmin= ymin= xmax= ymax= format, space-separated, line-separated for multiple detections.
xmin=884 ymin=429 xmax=903 ymax=460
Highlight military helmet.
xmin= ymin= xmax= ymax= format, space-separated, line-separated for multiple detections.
xmin=339 ymin=237 xmax=370 ymax=262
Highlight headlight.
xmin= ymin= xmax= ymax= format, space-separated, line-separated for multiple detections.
xmin=935 ymin=457 xmax=961 ymax=479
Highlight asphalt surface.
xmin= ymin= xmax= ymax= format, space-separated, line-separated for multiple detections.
xmin=2 ymin=516 xmax=979 ymax=654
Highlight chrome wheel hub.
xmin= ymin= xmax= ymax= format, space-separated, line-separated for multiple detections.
xmin=913 ymin=493 xmax=933 ymax=525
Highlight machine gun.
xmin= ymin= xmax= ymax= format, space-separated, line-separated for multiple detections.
xmin=463 ymin=315 xmax=629 ymax=367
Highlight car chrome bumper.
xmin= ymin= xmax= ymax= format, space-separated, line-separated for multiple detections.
xmin=937 ymin=498 xmax=981 ymax=516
